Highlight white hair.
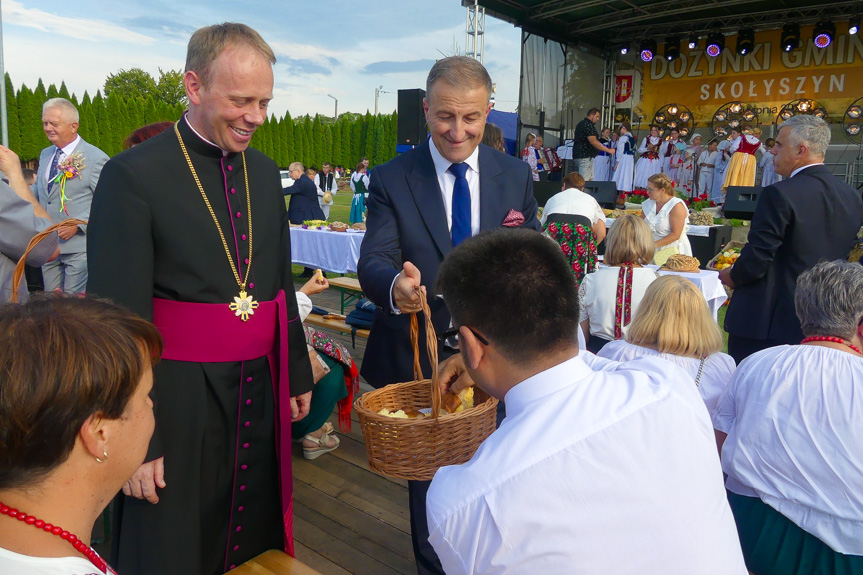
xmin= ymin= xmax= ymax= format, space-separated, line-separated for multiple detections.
xmin=778 ymin=115 xmax=831 ymax=157
xmin=42 ymin=98 xmax=79 ymax=123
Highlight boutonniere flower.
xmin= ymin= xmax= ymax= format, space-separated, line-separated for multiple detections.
xmin=53 ymin=152 xmax=86 ymax=215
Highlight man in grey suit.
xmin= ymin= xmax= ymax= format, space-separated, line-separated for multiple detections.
xmin=0 ymin=145 xmax=59 ymax=302
xmin=36 ymin=97 xmax=108 ymax=293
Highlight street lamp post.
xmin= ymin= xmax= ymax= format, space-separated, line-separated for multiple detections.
xmin=327 ymin=94 xmax=338 ymax=121
xmin=374 ymin=85 xmax=383 ymax=115
xmin=0 ymin=2 xmax=8 ymax=147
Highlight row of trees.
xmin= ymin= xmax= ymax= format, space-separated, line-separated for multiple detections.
xmin=4 ymin=74 xmax=399 ymax=169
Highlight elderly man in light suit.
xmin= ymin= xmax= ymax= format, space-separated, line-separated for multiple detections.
xmin=36 ymin=97 xmax=108 ymax=294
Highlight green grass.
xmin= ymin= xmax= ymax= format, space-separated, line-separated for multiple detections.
xmin=718 ymin=305 xmax=728 ymax=353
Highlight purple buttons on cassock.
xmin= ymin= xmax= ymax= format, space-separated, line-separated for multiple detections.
xmin=243 ymin=443 xmax=249 ymax=449
xmin=245 ymin=399 xmax=252 ymax=405
xmin=248 ymin=282 xmax=254 ymax=289
xmin=244 ymin=421 xmax=250 ymax=427
xmin=246 ymin=377 xmax=253 ymax=382
xmin=241 ymin=234 xmax=247 ymax=241
xmin=228 ymin=165 xmax=233 ymax=171
xmin=240 ymin=485 xmax=246 ymax=491
xmin=230 ymin=188 xmax=236 ymax=195
xmin=235 ymin=212 xmax=242 ymax=219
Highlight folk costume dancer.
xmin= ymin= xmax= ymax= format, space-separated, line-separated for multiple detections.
xmin=612 ymin=123 xmax=636 ymax=193
xmin=659 ymin=128 xmax=682 ymax=174
xmin=723 ymin=129 xmax=765 ymax=191
xmin=593 ymin=130 xmax=613 ymax=181
xmin=349 ymin=164 xmax=369 ymax=224
xmin=634 ymin=126 xmax=662 ymax=189
xmin=697 ymin=141 xmax=719 ymax=198
xmin=712 ymin=142 xmax=731 ymax=204
xmin=86 ymin=23 xmax=314 ymax=575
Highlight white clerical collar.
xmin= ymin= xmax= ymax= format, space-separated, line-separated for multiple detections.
xmin=428 ymin=135 xmax=480 ymax=178
xmin=790 ymin=162 xmax=825 ymax=178
xmin=57 ymin=135 xmax=81 ymax=157
xmin=184 ymin=114 xmax=229 ymax=156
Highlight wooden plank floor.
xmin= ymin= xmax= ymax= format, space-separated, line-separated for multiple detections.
xmin=292 ymin=279 xmax=416 ymax=575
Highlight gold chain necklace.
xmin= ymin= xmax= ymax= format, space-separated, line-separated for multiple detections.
xmin=174 ymin=123 xmax=258 ymax=321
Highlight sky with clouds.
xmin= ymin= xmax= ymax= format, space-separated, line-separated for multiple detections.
xmin=4 ymin=0 xmax=523 ymax=119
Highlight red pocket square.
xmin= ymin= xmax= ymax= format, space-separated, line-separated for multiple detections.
xmin=502 ymin=209 xmax=525 ymax=227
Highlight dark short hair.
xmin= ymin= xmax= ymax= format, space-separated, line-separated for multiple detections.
xmin=124 ymin=122 xmax=175 ymax=149
xmin=0 ymin=295 xmax=163 ymax=489
xmin=587 ymin=108 xmax=601 ymax=116
xmin=22 ymin=168 xmax=37 ymax=181
xmin=435 ymin=228 xmax=579 ymax=361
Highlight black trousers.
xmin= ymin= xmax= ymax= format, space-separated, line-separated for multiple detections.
xmin=727 ymin=334 xmax=789 ymax=365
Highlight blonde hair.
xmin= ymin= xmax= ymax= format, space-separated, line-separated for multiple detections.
xmin=186 ymin=23 xmax=276 ymax=86
xmin=604 ymin=214 xmax=654 ymax=266
xmin=647 ymin=173 xmax=675 ymax=198
xmin=626 ymin=275 xmax=722 ymax=358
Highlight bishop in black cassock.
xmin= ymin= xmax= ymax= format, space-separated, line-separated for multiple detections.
xmin=87 ymin=115 xmax=314 ymax=574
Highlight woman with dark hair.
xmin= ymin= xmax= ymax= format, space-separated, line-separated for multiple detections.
xmin=349 ymin=162 xmax=369 ymax=224
xmin=714 ymin=260 xmax=863 ymax=574
xmin=541 ymin=171 xmax=605 ymax=286
xmin=481 ymin=123 xmax=506 ymax=153
xmin=0 ymin=295 xmax=163 ymax=573
xmin=123 ymin=122 xmax=175 ymax=149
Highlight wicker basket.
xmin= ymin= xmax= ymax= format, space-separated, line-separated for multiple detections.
xmin=9 ymin=219 xmax=87 ymax=303
xmin=354 ymin=289 xmax=499 ymax=481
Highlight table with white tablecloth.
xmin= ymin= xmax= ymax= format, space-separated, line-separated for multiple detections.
xmin=646 ymin=265 xmax=728 ymax=319
xmin=289 ymin=227 xmax=365 ymax=274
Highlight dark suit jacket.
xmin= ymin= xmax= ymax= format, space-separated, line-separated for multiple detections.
xmin=286 ymin=176 xmax=325 ymax=224
xmin=725 ymin=164 xmax=863 ymax=342
xmin=357 ymin=140 xmax=540 ymax=388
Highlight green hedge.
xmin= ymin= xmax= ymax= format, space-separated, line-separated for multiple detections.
xmin=5 ymin=73 xmax=398 ymax=168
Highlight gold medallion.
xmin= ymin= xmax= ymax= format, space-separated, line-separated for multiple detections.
xmin=230 ymin=290 xmax=259 ymax=321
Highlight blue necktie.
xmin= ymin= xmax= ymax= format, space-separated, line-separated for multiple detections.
xmin=48 ymin=147 xmax=63 ymax=187
xmin=448 ymin=162 xmax=471 ymax=247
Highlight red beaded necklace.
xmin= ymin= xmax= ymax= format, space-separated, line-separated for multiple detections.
xmin=0 ymin=502 xmax=113 ymax=573
xmin=800 ymin=335 xmax=863 ymax=355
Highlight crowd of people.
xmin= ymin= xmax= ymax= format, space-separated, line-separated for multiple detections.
xmin=550 ymin=111 xmax=784 ymax=205
xmin=1 ymin=19 xmax=862 ymax=575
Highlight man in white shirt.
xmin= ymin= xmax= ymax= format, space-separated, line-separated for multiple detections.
xmin=428 ymin=228 xmax=747 ymax=575
xmin=314 ymin=161 xmax=338 ymax=219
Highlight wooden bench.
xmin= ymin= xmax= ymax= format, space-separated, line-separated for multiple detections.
xmin=225 ymin=549 xmax=323 ymax=574
xmin=327 ymin=276 xmax=364 ymax=314
xmin=305 ymin=312 xmax=370 ymax=340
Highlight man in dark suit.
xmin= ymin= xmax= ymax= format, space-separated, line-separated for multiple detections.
xmin=286 ymin=161 xmax=325 ymax=224
xmin=720 ymin=115 xmax=863 ymax=364
xmin=357 ymin=55 xmax=540 ymax=575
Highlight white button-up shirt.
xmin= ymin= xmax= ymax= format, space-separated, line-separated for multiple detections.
xmin=713 ymin=344 xmax=863 ymax=554
xmin=427 ymin=355 xmax=747 ymax=575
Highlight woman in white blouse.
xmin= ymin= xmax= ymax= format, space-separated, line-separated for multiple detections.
xmin=641 ymin=172 xmax=691 ymax=265
xmin=713 ymin=260 xmax=863 ymax=574
xmin=579 ymin=214 xmax=657 ymax=353
xmin=599 ymin=275 xmax=735 ymax=412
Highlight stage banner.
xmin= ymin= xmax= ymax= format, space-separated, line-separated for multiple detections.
xmin=635 ymin=24 xmax=863 ymax=131
xmin=616 ymin=73 xmax=633 ymax=106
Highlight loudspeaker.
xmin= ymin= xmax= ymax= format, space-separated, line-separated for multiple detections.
xmin=582 ymin=181 xmax=618 ymax=208
xmin=533 ymin=181 xmax=560 ymax=207
xmin=723 ymin=186 xmax=763 ymax=219
xmin=397 ymin=89 xmax=426 ymax=146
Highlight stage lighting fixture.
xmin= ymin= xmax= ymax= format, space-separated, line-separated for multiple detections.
xmin=706 ymin=32 xmax=724 ymax=57
xmin=737 ymin=29 xmax=755 ymax=55
xmin=780 ymin=109 xmax=794 ymax=120
xmin=728 ymin=120 xmax=740 ymax=129
xmin=665 ymin=36 xmax=680 ymax=61
xmin=742 ymin=109 xmax=756 ymax=121
xmin=654 ymin=113 xmax=666 ymax=124
xmin=688 ymin=33 xmax=699 ymax=50
xmin=729 ymin=102 xmax=743 ymax=114
xmin=640 ymin=38 xmax=657 ymax=62
xmin=668 ymin=105 xmax=679 ymax=115
xmin=813 ymin=108 xmax=827 ymax=119
xmin=714 ymin=111 xmax=727 ymax=122
xmin=715 ymin=127 xmax=728 ymax=137
xmin=620 ymin=43 xmax=630 ymax=55
xmin=797 ymin=99 xmax=812 ymax=112
xmin=813 ymin=21 xmax=836 ymax=48
xmin=667 ymin=121 xmax=678 ymax=129
xmin=848 ymin=124 xmax=861 ymax=136
xmin=781 ymin=23 xmax=800 ymax=52
xmin=679 ymin=111 xmax=691 ymax=122
xmin=848 ymin=105 xmax=863 ymax=119
xmin=680 ymin=128 xmax=690 ymax=137
xmin=850 ymin=17 xmax=860 ymax=35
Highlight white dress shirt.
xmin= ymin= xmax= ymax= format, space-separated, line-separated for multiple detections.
xmin=540 ymin=188 xmax=605 ymax=226
xmin=790 ymin=162 xmax=826 ymax=178
xmin=428 ymin=355 xmax=747 ymax=575
xmin=598 ymin=339 xmax=735 ymax=413
xmin=43 ymin=135 xmax=82 ymax=186
xmin=713 ymin=345 xmax=863 ymax=555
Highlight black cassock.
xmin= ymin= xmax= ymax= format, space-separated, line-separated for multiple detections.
xmin=87 ymin=118 xmax=314 ymax=575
